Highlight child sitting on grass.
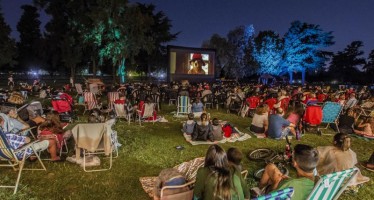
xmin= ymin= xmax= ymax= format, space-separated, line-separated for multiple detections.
xmin=182 ymin=113 xmax=196 ymax=135
xmin=211 ymin=118 xmax=223 ymax=141
xmin=227 ymin=147 xmax=243 ymax=172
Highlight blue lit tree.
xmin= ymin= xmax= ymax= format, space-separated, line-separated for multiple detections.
xmin=282 ymin=21 xmax=334 ymax=84
xmin=253 ymin=31 xmax=283 ymax=76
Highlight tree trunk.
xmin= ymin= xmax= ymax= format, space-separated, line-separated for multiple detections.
xmin=92 ymin=57 xmax=96 ymax=78
xmin=289 ymin=71 xmax=293 ymax=84
xmin=301 ymin=69 xmax=306 ymax=86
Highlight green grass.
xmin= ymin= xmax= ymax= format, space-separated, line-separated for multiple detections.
xmin=0 ymin=101 xmax=373 ymax=200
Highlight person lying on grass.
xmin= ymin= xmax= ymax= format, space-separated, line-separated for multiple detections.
xmin=353 ymin=116 xmax=374 ymax=136
xmin=317 ymin=133 xmax=369 ymax=187
xmin=255 ymin=144 xmax=319 ymax=200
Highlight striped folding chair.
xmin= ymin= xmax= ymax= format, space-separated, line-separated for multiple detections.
xmin=320 ymin=102 xmax=343 ymax=134
xmin=83 ymin=92 xmax=101 ymax=115
xmin=74 ymin=83 xmax=84 ymax=97
xmin=307 ymin=168 xmax=358 ymax=200
xmin=252 ymin=187 xmax=294 ymax=200
xmin=0 ymin=131 xmax=46 ymax=194
xmin=107 ymin=92 xmax=120 ymax=110
xmin=177 ymin=96 xmax=191 ymax=116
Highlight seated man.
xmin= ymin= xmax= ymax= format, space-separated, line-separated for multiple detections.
xmin=0 ymin=118 xmax=49 ymax=160
xmin=267 ymin=108 xmax=296 ymax=139
xmin=256 ymin=144 xmax=319 ymax=200
xmin=0 ymin=112 xmax=30 ymax=134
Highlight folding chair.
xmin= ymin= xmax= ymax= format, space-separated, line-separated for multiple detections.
xmin=168 ymin=91 xmax=178 ymax=105
xmin=176 ymin=96 xmax=191 ymax=116
xmin=320 ymin=102 xmax=343 ymax=134
xmin=107 ymin=92 xmax=120 ymax=110
xmin=114 ymin=102 xmax=133 ymax=125
xmin=74 ymin=83 xmax=84 ymax=97
xmin=89 ymin=83 xmax=100 ymax=95
xmin=72 ymin=119 xmax=118 ymax=172
xmin=83 ymin=92 xmax=101 ymax=115
xmin=252 ymin=187 xmax=294 ymax=200
xmin=160 ymin=180 xmax=195 ymax=200
xmin=151 ymin=93 xmax=161 ymax=111
xmin=306 ymin=168 xmax=359 ymax=200
xmin=202 ymin=94 xmax=214 ymax=109
xmin=137 ymin=102 xmax=156 ymax=126
xmin=0 ymin=131 xmax=46 ymax=194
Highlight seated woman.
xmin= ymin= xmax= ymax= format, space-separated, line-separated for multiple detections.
xmin=337 ymin=108 xmax=357 ymax=134
xmin=191 ymin=98 xmax=204 ymax=118
xmin=138 ymin=96 xmax=157 ymax=120
xmin=250 ymin=104 xmax=269 ymax=134
xmin=153 ymin=168 xmax=188 ymax=200
xmin=361 ymin=152 xmax=374 ymax=171
xmin=317 ymin=133 xmax=370 ymax=186
xmin=191 ymin=113 xmax=214 ymax=142
xmin=194 ymin=144 xmax=249 ymax=200
xmin=353 ymin=117 xmax=374 ymax=137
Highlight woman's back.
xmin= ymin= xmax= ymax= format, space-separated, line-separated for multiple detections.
xmin=251 ymin=113 xmax=268 ymax=128
xmin=194 ymin=167 xmax=246 ymax=200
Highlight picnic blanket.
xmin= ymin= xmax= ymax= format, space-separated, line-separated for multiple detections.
xmin=351 ymin=133 xmax=374 ymax=141
xmin=183 ymin=132 xmax=251 ymax=145
xmin=139 ymin=157 xmax=205 ymax=198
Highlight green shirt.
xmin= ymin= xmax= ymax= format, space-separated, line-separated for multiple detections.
xmin=193 ymin=167 xmax=249 ymax=200
xmin=277 ymin=177 xmax=314 ymax=200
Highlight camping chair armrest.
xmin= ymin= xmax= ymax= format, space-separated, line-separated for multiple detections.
xmin=160 ymin=180 xmax=196 ymax=197
xmin=18 ymin=126 xmax=38 ymax=139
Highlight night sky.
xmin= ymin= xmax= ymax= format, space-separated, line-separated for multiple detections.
xmin=2 ymin=0 xmax=374 ymax=56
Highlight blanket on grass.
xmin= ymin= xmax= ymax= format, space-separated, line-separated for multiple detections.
xmin=139 ymin=157 xmax=205 ymax=198
xmin=351 ymin=133 xmax=374 ymax=141
xmin=183 ymin=132 xmax=251 ymax=145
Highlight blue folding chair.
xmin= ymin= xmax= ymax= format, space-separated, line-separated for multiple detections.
xmin=177 ymin=96 xmax=191 ymax=116
xmin=320 ymin=102 xmax=343 ymax=134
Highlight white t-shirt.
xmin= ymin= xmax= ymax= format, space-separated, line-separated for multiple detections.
xmin=251 ymin=113 xmax=268 ymax=128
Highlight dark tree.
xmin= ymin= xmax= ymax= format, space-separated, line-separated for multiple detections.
xmin=364 ymin=50 xmax=374 ymax=83
xmin=0 ymin=4 xmax=17 ymax=68
xmin=225 ymin=25 xmax=256 ymax=79
xmin=16 ymin=5 xmax=42 ymax=71
xmin=282 ymin=21 xmax=334 ymax=84
xmin=329 ymin=41 xmax=366 ymax=83
xmin=134 ymin=3 xmax=178 ymax=79
xmin=202 ymin=34 xmax=230 ymax=78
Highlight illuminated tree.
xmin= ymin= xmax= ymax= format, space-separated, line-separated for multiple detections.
xmin=81 ymin=0 xmax=154 ymax=83
xmin=329 ymin=41 xmax=366 ymax=82
xmin=0 ymin=4 xmax=17 ymax=68
xmin=282 ymin=21 xmax=334 ymax=84
xmin=253 ymin=31 xmax=283 ymax=75
xmin=17 ymin=5 xmax=42 ymax=71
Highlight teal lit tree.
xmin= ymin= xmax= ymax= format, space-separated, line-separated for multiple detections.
xmin=253 ymin=31 xmax=283 ymax=75
xmin=282 ymin=21 xmax=334 ymax=84
xmin=81 ymin=0 xmax=154 ymax=84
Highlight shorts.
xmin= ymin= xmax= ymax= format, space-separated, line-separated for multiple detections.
xmin=250 ymin=125 xmax=265 ymax=133
xmin=32 ymin=140 xmax=49 ymax=152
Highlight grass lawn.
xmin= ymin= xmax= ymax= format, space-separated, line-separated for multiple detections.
xmin=0 ymin=100 xmax=373 ymax=200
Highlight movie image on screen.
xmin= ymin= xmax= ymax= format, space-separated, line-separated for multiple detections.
xmin=169 ymin=46 xmax=215 ymax=76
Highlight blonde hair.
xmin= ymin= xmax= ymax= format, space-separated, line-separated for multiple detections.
xmin=255 ymin=104 xmax=269 ymax=115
